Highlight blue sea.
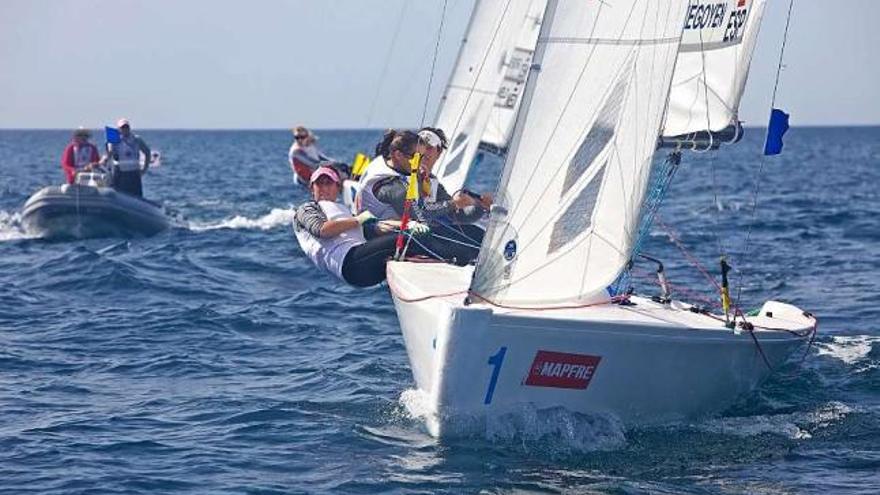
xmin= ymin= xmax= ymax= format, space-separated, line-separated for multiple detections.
xmin=1 ymin=128 xmax=878 ymax=494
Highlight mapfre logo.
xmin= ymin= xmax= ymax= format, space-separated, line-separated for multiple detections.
xmin=524 ymin=350 xmax=601 ymax=390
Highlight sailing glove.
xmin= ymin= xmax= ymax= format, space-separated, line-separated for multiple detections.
xmin=355 ymin=211 xmax=376 ymax=225
xmin=406 ymin=221 xmax=431 ymax=236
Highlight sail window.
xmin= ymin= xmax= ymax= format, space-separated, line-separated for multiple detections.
xmin=562 ymin=77 xmax=628 ymax=195
xmin=548 ymin=162 xmax=606 ymax=254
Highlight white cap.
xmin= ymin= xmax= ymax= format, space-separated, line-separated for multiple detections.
xmin=116 ymin=118 xmax=130 ymax=128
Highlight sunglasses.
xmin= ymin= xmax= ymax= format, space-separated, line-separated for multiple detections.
xmin=295 ymin=134 xmax=308 ymax=140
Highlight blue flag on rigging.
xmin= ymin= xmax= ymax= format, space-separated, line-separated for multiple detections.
xmin=104 ymin=126 xmax=121 ymax=145
xmin=763 ymin=108 xmax=789 ymax=156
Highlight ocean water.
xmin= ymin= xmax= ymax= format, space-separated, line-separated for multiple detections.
xmin=0 ymin=128 xmax=878 ymax=494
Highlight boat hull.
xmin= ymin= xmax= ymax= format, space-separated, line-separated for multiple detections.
xmin=387 ymin=262 xmax=815 ymax=437
xmin=22 ymin=185 xmax=169 ymax=239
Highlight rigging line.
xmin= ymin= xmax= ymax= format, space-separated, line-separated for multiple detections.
xmin=420 ymin=0 xmax=450 ymax=127
xmin=366 ymin=0 xmax=409 ymax=127
xmin=477 ymin=0 xmax=608 ymax=247
xmin=695 ymin=9 xmax=726 ymax=259
xmin=494 ymin=0 xmax=631 ymax=230
xmin=446 ymin=0 xmax=516 ymax=147
xmin=407 ymin=234 xmax=450 ymax=262
xmin=468 ymin=290 xmax=627 ymax=311
xmin=620 ymin=0 xmax=674 ymax=245
xmin=492 ymin=4 xmax=681 ymax=282
xmin=428 ymin=232 xmax=481 ymax=250
xmin=734 ymin=0 xmax=795 ymax=310
xmin=434 ymin=220 xmax=481 ymax=245
xmin=769 ymin=0 xmax=794 ymax=109
xmin=614 ymin=151 xmax=681 ymax=294
xmin=655 ymin=214 xmax=721 ymax=292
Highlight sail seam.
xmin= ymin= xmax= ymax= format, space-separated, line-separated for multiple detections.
xmin=540 ymin=36 xmax=679 ymax=46
xmin=678 ymin=39 xmax=744 ymax=53
xmin=446 ymin=85 xmax=496 ymax=95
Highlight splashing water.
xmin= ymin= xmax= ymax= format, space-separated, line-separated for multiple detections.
xmin=187 ymin=207 xmax=296 ymax=232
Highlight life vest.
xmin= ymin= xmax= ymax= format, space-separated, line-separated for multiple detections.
xmin=113 ymin=136 xmax=141 ymax=171
xmin=355 ymin=157 xmax=398 ymax=219
xmin=358 ymin=155 xmax=394 ymax=185
xmin=289 ymin=144 xmax=327 ymax=184
xmin=293 ymin=200 xmax=365 ymax=281
xmin=73 ymin=144 xmax=96 ymax=170
xmin=356 ymin=156 xmax=441 ymax=220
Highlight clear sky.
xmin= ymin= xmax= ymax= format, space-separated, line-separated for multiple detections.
xmin=1 ymin=0 xmax=877 ymax=129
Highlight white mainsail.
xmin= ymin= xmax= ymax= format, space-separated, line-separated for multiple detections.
xmin=662 ymin=0 xmax=767 ymax=139
xmin=433 ymin=0 xmax=544 ymax=193
xmin=478 ymin=0 xmax=545 ymax=152
xmin=470 ymin=0 xmax=688 ymax=306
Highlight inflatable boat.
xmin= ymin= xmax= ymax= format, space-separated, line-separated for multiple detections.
xmin=22 ymin=172 xmax=168 ymax=239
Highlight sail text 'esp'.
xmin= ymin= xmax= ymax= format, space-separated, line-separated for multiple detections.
xmin=683 ymin=1 xmax=751 ymax=44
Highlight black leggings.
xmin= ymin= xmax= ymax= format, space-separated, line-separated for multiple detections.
xmin=341 ymin=235 xmax=402 ymax=287
xmin=417 ymin=223 xmax=484 ymax=266
xmin=340 ymin=225 xmax=484 ymax=287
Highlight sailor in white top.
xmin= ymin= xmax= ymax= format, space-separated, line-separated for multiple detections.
xmin=293 ymin=165 xmax=429 ymax=287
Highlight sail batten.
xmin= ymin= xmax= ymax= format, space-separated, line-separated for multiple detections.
xmin=471 ymin=0 xmax=687 ymax=307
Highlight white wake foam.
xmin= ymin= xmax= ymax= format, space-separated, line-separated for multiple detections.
xmin=0 ymin=210 xmax=36 ymax=241
xmin=696 ymin=401 xmax=854 ymax=440
xmin=815 ymin=335 xmax=880 ymax=367
xmin=188 ymin=207 xmax=296 ymax=232
xmin=399 ymin=388 xmax=626 ymax=452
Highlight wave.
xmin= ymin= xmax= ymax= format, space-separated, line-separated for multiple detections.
xmin=187 ymin=207 xmax=296 ymax=232
xmin=0 ymin=210 xmax=36 ymax=241
xmin=815 ymin=335 xmax=880 ymax=367
xmin=399 ymin=388 xmax=626 ymax=452
xmin=695 ymin=401 xmax=854 ymax=440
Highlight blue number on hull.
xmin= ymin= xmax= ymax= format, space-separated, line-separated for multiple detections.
xmin=484 ymin=346 xmax=507 ymax=405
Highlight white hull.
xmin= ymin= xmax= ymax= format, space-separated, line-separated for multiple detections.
xmin=387 ymin=262 xmax=815 ymax=437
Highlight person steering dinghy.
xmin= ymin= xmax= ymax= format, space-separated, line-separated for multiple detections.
xmin=61 ymin=128 xmax=101 ymax=184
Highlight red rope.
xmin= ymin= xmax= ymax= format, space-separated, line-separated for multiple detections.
xmin=655 ymin=215 xmax=721 ymax=292
xmin=802 ymin=319 xmax=819 ymax=362
xmin=467 ymin=291 xmax=629 ymax=312
xmin=386 ymin=269 xmax=628 ymax=309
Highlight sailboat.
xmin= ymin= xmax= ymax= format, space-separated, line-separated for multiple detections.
xmin=346 ymin=0 xmax=543 ymax=210
xmin=432 ymin=0 xmax=546 ymax=194
xmin=387 ymin=0 xmax=816 ymax=437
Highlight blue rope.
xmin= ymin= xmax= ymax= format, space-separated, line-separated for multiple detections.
xmin=609 ymin=152 xmax=681 ymax=296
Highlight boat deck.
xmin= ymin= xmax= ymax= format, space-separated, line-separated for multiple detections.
xmin=387 ymin=261 xmax=814 ymax=334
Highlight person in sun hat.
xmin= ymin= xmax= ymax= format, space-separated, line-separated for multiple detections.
xmin=102 ymin=118 xmax=151 ymax=197
xmin=288 ymin=125 xmax=333 ymax=186
xmin=293 ymin=163 xmax=429 ymax=287
xmin=60 ymin=127 xmax=101 ymax=184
